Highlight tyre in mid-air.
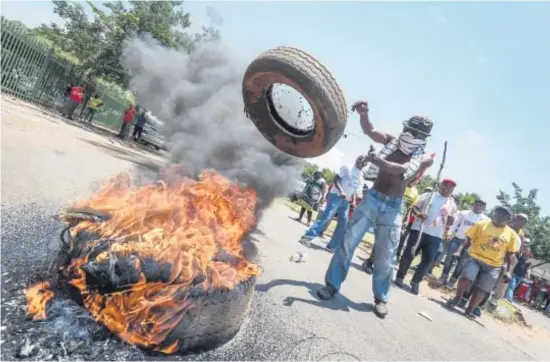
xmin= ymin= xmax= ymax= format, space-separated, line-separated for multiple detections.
xmin=242 ymin=46 xmax=347 ymax=158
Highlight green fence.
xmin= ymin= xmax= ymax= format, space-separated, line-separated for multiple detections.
xmin=1 ymin=17 xmax=128 ymax=130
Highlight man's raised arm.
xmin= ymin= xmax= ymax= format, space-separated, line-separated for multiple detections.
xmin=351 ymin=101 xmax=393 ymax=145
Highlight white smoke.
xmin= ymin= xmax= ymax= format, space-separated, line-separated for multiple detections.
xmin=121 ymin=36 xmax=304 ymax=209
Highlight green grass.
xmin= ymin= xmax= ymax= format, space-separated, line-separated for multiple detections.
xmin=490 ymin=298 xmax=525 ymax=325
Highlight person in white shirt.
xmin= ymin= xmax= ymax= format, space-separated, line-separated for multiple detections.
xmin=298 ymin=156 xmax=366 ymax=251
xmin=439 ymin=199 xmax=489 ymax=287
xmin=395 ymin=178 xmax=458 ymax=295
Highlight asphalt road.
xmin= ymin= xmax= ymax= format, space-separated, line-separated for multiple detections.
xmin=2 ymin=98 xmax=550 ymax=361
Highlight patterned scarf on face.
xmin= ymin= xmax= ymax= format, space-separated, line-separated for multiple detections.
xmin=364 ymin=136 xmax=425 ymax=180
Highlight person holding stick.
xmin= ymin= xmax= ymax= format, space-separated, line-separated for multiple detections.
xmin=316 ymin=100 xmax=434 ymax=319
xmin=294 ymin=171 xmax=327 ymax=225
xmin=396 ymin=186 xmax=434 ymax=263
xmin=395 ymin=178 xmax=458 ymax=294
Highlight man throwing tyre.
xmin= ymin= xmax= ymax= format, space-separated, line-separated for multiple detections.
xmin=446 ymin=206 xmax=518 ymax=318
xmin=316 ymin=101 xmax=434 ymax=319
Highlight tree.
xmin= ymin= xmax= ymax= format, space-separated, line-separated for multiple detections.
xmin=301 ymin=163 xmax=337 ymax=184
xmin=455 ymin=192 xmax=481 ymax=211
xmin=416 ymin=175 xmax=438 ymax=194
xmin=321 ymin=168 xmax=337 ymax=184
xmin=496 ymin=183 xmax=550 ymax=263
xmin=35 ymin=1 xmax=219 ymax=85
xmin=301 ymin=163 xmax=318 ymax=180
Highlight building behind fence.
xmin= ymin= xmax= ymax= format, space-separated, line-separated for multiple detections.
xmin=1 ymin=17 xmax=129 ymax=130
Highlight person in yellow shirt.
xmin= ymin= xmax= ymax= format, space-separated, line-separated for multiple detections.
xmin=446 ymin=206 xmax=518 ymax=318
xmin=85 ymin=94 xmax=103 ymax=123
xmin=509 ymin=213 xmax=528 ymax=248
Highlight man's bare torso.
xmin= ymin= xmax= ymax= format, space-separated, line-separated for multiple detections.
xmin=372 ymin=150 xmax=411 ymax=197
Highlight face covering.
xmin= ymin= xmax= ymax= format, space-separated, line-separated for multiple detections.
xmin=398 ymin=132 xmax=426 ymax=155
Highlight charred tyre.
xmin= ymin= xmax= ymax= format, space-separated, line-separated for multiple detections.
xmin=162 ymin=276 xmax=256 ymax=353
xmin=54 ymin=211 xmax=257 ymax=355
xmin=242 ymin=46 xmax=347 ymax=158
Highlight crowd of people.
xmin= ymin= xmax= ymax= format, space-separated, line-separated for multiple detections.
xmin=292 ymin=100 xmax=550 ymax=319
xmin=62 ymin=83 xmax=148 ymax=142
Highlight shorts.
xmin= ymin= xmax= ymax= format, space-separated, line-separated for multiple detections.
xmin=462 ymin=257 xmax=502 ymax=293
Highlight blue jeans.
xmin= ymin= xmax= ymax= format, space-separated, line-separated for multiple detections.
xmin=325 ymin=189 xmax=403 ymax=303
xmin=302 ymin=193 xmax=350 ymax=250
xmin=441 ymin=237 xmax=464 ymax=279
xmin=505 ymin=274 xmax=523 ymax=301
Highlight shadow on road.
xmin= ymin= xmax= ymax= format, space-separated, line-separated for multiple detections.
xmin=428 ymin=296 xmax=486 ymax=327
xmin=78 ymin=138 xmax=165 ymax=174
xmin=255 ymin=278 xmax=374 ymax=313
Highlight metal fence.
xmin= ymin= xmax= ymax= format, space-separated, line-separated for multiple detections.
xmin=1 ymin=17 xmax=128 ymax=130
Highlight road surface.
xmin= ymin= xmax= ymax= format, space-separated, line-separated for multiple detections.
xmin=1 ymin=98 xmax=549 ymax=360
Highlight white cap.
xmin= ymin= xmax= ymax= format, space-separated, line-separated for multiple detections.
xmin=516 ymin=213 xmax=529 ymax=220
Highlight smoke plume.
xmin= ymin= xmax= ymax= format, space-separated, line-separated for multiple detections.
xmin=121 ymin=37 xmax=304 ymax=209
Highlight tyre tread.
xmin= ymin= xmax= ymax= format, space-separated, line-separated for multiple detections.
xmin=251 ymin=46 xmax=347 ymax=128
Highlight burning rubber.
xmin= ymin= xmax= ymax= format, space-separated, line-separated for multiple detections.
xmin=242 ymin=46 xmax=348 ymax=158
xmin=26 ymin=168 xmax=259 ymax=354
xmin=25 ymin=45 xmax=345 ymax=356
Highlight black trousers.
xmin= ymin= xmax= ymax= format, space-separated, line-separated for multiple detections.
xmin=119 ymin=122 xmax=130 ymax=138
xmin=85 ymin=108 xmax=97 ymax=123
xmin=397 ymin=229 xmax=442 ymax=284
xmin=133 ymin=125 xmax=143 ymax=139
xmin=396 ymin=221 xmax=413 ymax=261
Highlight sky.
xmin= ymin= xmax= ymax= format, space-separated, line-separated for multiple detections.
xmin=2 ymin=1 xmax=549 ymax=214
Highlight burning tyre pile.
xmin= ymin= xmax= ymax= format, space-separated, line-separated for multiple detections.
xmin=25 ymin=167 xmax=260 ymax=356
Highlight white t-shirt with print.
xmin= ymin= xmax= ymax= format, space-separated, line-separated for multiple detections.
xmin=330 ymin=165 xmax=363 ymax=201
xmin=451 ymin=210 xmax=490 ymax=239
xmin=411 ymin=192 xmax=458 ymax=239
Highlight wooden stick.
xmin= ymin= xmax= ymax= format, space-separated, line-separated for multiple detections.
xmin=436 ymin=141 xmax=448 ymax=185
xmin=411 ymin=141 xmax=448 ymax=256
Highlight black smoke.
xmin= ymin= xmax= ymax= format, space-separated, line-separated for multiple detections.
xmin=121 ymin=36 xmax=304 ymax=209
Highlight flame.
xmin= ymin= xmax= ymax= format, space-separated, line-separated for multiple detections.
xmin=26 ymin=282 xmax=54 ymax=321
xmin=26 ymin=167 xmax=260 ymax=353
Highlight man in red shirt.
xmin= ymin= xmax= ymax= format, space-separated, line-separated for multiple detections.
xmin=118 ymin=104 xmax=137 ymax=139
xmin=63 ymin=84 xmax=84 ymax=120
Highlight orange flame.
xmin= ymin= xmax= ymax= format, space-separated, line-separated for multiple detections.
xmin=26 ymin=282 xmax=54 ymax=321
xmin=26 ymin=167 xmax=260 ymax=353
